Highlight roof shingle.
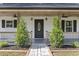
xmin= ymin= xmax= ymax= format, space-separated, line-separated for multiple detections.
xmin=0 ymin=3 xmax=79 ymax=9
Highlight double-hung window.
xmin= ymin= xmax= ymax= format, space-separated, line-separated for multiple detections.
xmin=6 ymin=20 xmax=13 ymax=28
xmin=61 ymin=20 xmax=77 ymax=32
xmin=66 ymin=21 xmax=72 ymax=32
xmin=2 ymin=20 xmax=17 ymax=28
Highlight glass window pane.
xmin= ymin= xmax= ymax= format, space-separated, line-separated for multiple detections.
xmin=66 ymin=21 xmax=72 ymax=32
xmin=6 ymin=21 xmax=13 ymax=28
xmin=38 ymin=22 xmax=41 ymax=31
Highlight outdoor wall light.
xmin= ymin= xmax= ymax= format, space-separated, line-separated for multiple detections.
xmin=13 ymin=14 xmax=17 ymax=17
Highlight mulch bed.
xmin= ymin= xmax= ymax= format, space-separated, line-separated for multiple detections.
xmin=0 ymin=45 xmax=30 ymax=50
xmin=49 ymin=45 xmax=79 ymax=56
xmin=0 ymin=51 xmax=27 ymax=56
xmin=49 ymin=45 xmax=79 ymax=50
xmin=0 ymin=45 xmax=31 ymax=56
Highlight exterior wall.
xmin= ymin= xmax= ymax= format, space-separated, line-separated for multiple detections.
xmin=61 ymin=16 xmax=79 ymax=39
xmin=24 ymin=16 xmax=53 ymax=38
xmin=0 ymin=15 xmax=17 ymax=41
xmin=61 ymin=16 xmax=79 ymax=45
xmin=24 ymin=16 xmax=79 ymax=45
xmin=0 ymin=14 xmax=79 ymax=45
xmin=0 ymin=15 xmax=53 ymax=40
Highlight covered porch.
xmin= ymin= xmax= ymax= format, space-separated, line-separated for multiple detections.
xmin=0 ymin=9 xmax=79 ymax=45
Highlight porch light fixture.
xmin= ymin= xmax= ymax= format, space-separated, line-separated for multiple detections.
xmin=45 ymin=17 xmax=47 ymax=21
xmin=13 ymin=14 xmax=17 ymax=17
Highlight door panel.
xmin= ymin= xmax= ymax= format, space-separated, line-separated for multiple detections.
xmin=35 ymin=20 xmax=44 ymax=38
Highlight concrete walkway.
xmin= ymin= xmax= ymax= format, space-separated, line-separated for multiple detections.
xmin=28 ymin=43 xmax=51 ymax=56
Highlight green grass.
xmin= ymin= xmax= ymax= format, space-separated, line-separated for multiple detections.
xmin=52 ymin=50 xmax=79 ymax=56
xmin=0 ymin=51 xmax=27 ymax=56
xmin=0 ymin=41 xmax=8 ymax=47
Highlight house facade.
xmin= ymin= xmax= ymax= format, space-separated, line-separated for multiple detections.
xmin=0 ymin=3 xmax=79 ymax=45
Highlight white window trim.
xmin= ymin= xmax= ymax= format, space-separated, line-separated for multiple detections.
xmin=64 ymin=20 xmax=74 ymax=32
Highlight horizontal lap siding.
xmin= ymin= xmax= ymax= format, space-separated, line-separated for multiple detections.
xmin=0 ymin=16 xmax=17 ymax=43
xmin=63 ymin=32 xmax=79 ymax=45
xmin=0 ymin=33 xmax=16 ymax=40
xmin=63 ymin=32 xmax=79 ymax=39
xmin=0 ymin=15 xmax=79 ymax=45
xmin=61 ymin=17 xmax=79 ymax=45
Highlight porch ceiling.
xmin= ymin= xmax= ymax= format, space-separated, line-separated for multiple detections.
xmin=0 ymin=9 xmax=79 ymax=16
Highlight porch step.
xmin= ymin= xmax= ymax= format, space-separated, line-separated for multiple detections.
xmin=34 ymin=38 xmax=45 ymax=43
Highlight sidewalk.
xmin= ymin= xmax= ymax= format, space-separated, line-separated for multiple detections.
xmin=28 ymin=43 xmax=51 ymax=56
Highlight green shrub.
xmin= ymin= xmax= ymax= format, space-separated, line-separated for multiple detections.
xmin=0 ymin=41 xmax=8 ymax=47
xmin=50 ymin=16 xmax=64 ymax=48
xmin=72 ymin=41 xmax=79 ymax=48
xmin=16 ymin=17 xmax=29 ymax=47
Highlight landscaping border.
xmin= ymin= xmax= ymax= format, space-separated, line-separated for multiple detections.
xmin=48 ymin=48 xmax=53 ymax=56
xmin=50 ymin=48 xmax=79 ymax=56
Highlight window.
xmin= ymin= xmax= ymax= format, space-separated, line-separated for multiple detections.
xmin=61 ymin=20 xmax=77 ymax=32
xmin=2 ymin=20 xmax=17 ymax=28
xmin=66 ymin=21 xmax=72 ymax=32
xmin=6 ymin=21 xmax=13 ymax=28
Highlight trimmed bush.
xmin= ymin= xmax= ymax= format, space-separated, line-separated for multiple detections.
xmin=50 ymin=16 xmax=64 ymax=48
xmin=16 ymin=17 xmax=29 ymax=47
xmin=72 ymin=41 xmax=79 ymax=48
xmin=0 ymin=41 xmax=8 ymax=47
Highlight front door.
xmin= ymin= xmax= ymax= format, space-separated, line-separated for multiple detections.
xmin=35 ymin=20 xmax=44 ymax=38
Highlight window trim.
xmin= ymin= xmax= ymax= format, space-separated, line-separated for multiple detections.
xmin=5 ymin=20 xmax=14 ymax=28
xmin=65 ymin=20 xmax=73 ymax=32
xmin=62 ymin=20 xmax=77 ymax=32
xmin=2 ymin=20 xmax=17 ymax=28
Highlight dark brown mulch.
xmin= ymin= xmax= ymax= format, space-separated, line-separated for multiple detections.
xmin=0 ymin=45 xmax=30 ymax=50
xmin=49 ymin=45 xmax=79 ymax=50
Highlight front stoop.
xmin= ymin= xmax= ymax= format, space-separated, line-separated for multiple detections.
xmin=28 ymin=43 xmax=52 ymax=56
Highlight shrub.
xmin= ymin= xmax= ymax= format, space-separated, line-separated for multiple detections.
xmin=16 ymin=17 xmax=29 ymax=47
xmin=50 ymin=16 xmax=64 ymax=48
xmin=0 ymin=41 xmax=8 ymax=47
xmin=72 ymin=41 xmax=79 ymax=48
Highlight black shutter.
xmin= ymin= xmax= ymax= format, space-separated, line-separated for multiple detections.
xmin=14 ymin=20 xmax=17 ymax=28
xmin=61 ymin=20 xmax=65 ymax=32
xmin=2 ymin=20 xmax=5 ymax=28
xmin=73 ymin=20 xmax=77 ymax=32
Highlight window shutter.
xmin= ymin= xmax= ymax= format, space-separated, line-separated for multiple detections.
xmin=14 ymin=20 xmax=17 ymax=28
xmin=73 ymin=20 xmax=77 ymax=32
xmin=61 ymin=20 xmax=65 ymax=32
xmin=2 ymin=20 xmax=5 ymax=28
